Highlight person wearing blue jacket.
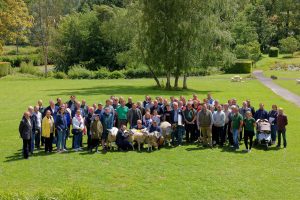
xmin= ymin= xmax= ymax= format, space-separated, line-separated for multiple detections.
xmin=254 ymin=103 xmax=268 ymax=120
xmin=56 ymin=106 xmax=68 ymax=152
xmin=101 ymin=107 xmax=114 ymax=151
xmin=170 ymin=102 xmax=184 ymax=146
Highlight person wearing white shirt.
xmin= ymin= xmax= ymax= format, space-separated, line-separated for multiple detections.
xmin=33 ymin=106 xmax=42 ymax=150
xmin=212 ymin=105 xmax=226 ymax=147
xmin=72 ymin=110 xmax=85 ymax=151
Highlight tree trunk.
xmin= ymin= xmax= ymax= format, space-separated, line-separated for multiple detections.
xmin=147 ymin=65 xmax=161 ymax=87
xmin=166 ymin=71 xmax=171 ymax=89
xmin=16 ymin=38 xmax=19 ymax=55
xmin=174 ymin=74 xmax=179 ymax=88
xmin=183 ymin=74 xmax=188 ymax=89
xmin=44 ymin=45 xmax=48 ymax=76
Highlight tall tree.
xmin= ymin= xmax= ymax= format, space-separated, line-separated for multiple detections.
xmin=0 ymin=0 xmax=32 ymax=54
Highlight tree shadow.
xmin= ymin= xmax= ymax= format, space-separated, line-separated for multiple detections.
xmin=42 ymin=85 xmax=222 ymax=97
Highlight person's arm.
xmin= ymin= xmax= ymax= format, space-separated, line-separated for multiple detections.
xmin=285 ymin=115 xmax=288 ymax=126
xmin=19 ymin=120 xmax=24 ymax=138
xmin=196 ymin=112 xmax=200 ymax=128
xmin=239 ymin=119 xmax=243 ymax=132
xmin=99 ymin=122 xmax=103 ymax=134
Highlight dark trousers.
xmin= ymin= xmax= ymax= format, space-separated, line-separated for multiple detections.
xmin=277 ymin=129 xmax=287 ymax=147
xmin=227 ymin=120 xmax=234 ymax=145
xmin=171 ymin=125 xmax=184 ymax=146
xmin=74 ymin=132 xmax=83 ymax=149
xmin=223 ymin=123 xmax=228 ymax=145
xmin=185 ymin=123 xmax=196 ymax=143
xmin=240 ymin=126 xmax=244 ymax=141
xmin=35 ymin=129 xmax=41 ymax=149
xmin=212 ymin=126 xmax=224 ymax=145
xmin=117 ymin=140 xmax=132 ymax=151
xmin=45 ymin=133 xmax=53 ymax=152
xmin=30 ymin=132 xmax=35 ymax=153
xmin=87 ymin=127 xmax=91 ymax=148
xmin=195 ymin=124 xmax=200 ymax=139
xmin=22 ymin=139 xmax=31 ymax=159
xmin=244 ymin=130 xmax=254 ymax=149
xmin=90 ymin=139 xmax=100 ymax=150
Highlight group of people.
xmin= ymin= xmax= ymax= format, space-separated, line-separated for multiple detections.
xmin=18 ymin=93 xmax=288 ymax=159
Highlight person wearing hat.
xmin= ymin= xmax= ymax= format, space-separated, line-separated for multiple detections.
xmin=101 ymin=107 xmax=114 ymax=151
xmin=95 ymin=103 xmax=104 ymax=115
xmin=90 ymin=114 xmax=103 ymax=153
xmin=183 ymin=101 xmax=197 ymax=143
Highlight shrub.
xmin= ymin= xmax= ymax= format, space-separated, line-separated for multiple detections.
xmin=234 ymin=41 xmax=261 ymax=61
xmin=94 ymin=68 xmax=110 ymax=79
xmin=224 ymin=59 xmax=252 ymax=74
xmin=269 ymin=47 xmax=279 ymax=57
xmin=0 ymin=62 xmax=11 ymax=77
xmin=19 ymin=63 xmax=43 ymax=76
xmin=124 ymin=68 xmax=152 ymax=79
xmin=108 ymin=70 xmax=125 ymax=79
xmin=53 ymin=71 xmax=68 ymax=79
xmin=68 ymin=65 xmax=92 ymax=79
xmin=279 ymin=36 xmax=299 ymax=54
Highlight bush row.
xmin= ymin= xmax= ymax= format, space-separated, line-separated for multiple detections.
xmin=0 ymin=54 xmax=42 ymax=67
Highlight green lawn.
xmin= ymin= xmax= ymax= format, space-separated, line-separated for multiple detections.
xmin=0 ymin=77 xmax=300 ymax=199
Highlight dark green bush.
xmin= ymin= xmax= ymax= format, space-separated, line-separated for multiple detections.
xmin=124 ymin=68 xmax=153 ymax=79
xmin=94 ymin=68 xmax=110 ymax=79
xmin=68 ymin=65 xmax=92 ymax=79
xmin=269 ymin=47 xmax=279 ymax=57
xmin=108 ymin=70 xmax=125 ymax=79
xmin=224 ymin=59 xmax=252 ymax=74
xmin=53 ymin=71 xmax=68 ymax=79
xmin=0 ymin=62 xmax=11 ymax=77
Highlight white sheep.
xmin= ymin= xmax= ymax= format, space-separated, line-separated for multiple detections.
xmin=160 ymin=121 xmax=172 ymax=146
xmin=130 ymin=128 xmax=147 ymax=151
xmin=146 ymin=131 xmax=160 ymax=151
xmin=107 ymin=127 xmax=118 ymax=150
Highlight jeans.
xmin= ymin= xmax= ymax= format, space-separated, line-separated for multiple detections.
xmin=271 ymin=124 xmax=277 ymax=143
xmin=30 ymin=131 xmax=35 ymax=153
xmin=23 ymin=139 xmax=31 ymax=159
xmin=277 ymin=129 xmax=287 ymax=147
xmin=35 ymin=128 xmax=41 ymax=149
xmin=172 ymin=125 xmax=184 ymax=145
xmin=73 ymin=131 xmax=83 ymax=149
xmin=57 ymin=129 xmax=66 ymax=150
xmin=233 ymin=129 xmax=239 ymax=149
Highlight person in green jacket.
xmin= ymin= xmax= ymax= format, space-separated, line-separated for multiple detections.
xmin=116 ymin=99 xmax=129 ymax=128
xmin=243 ymin=111 xmax=256 ymax=152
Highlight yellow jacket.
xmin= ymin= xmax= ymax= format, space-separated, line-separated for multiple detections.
xmin=42 ymin=116 xmax=54 ymax=138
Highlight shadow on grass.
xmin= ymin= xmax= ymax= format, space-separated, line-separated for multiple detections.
xmin=42 ymin=85 xmax=222 ymax=97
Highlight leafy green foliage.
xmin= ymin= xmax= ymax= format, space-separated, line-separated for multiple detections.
xmin=235 ymin=41 xmax=261 ymax=61
xmin=269 ymin=47 xmax=279 ymax=57
xmin=0 ymin=62 xmax=11 ymax=77
xmin=67 ymin=65 xmax=92 ymax=79
xmin=279 ymin=37 xmax=299 ymax=54
xmin=224 ymin=59 xmax=252 ymax=74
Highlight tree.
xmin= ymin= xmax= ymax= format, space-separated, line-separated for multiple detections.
xmin=0 ymin=0 xmax=32 ymax=54
xmin=279 ymin=36 xmax=299 ymax=54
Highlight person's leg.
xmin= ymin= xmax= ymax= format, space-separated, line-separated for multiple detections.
xmin=190 ymin=124 xmax=196 ymax=142
xmin=49 ymin=133 xmax=53 ymax=152
xmin=244 ymin=130 xmax=249 ymax=150
xmin=216 ymin=127 xmax=222 ymax=146
xmin=185 ymin=125 xmax=190 ymax=143
xmin=212 ymin=125 xmax=216 ymax=146
xmin=178 ymin=126 xmax=183 ymax=145
xmin=30 ymin=132 xmax=35 ymax=153
xmin=45 ymin=137 xmax=49 ymax=152
xmin=207 ymin=127 xmax=212 ymax=147
xmin=277 ymin=130 xmax=282 ymax=147
xmin=62 ymin=130 xmax=66 ymax=150
xmin=57 ymin=130 xmax=63 ymax=151
xmin=282 ymin=129 xmax=287 ymax=148
xmin=271 ymin=125 xmax=277 ymax=144
xmin=23 ymin=139 xmax=28 ymax=159
xmin=201 ymin=127 xmax=207 ymax=146
xmin=35 ymin=129 xmax=40 ymax=150
xmin=233 ymin=129 xmax=239 ymax=149
xmin=249 ymin=133 xmax=254 ymax=150
xmin=220 ymin=126 xmax=226 ymax=146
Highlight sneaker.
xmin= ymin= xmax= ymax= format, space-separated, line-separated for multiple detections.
xmin=63 ymin=149 xmax=68 ymax=152
xmin=74 ymin=148 xmax=79 ymax=152
xmin=248 ymin=149 xmax=251 ymax=153
xmin=78 ymin=148 xmax=83 ymax=151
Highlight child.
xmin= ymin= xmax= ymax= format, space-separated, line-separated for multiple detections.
xmin=276 ymin=108 xmax=288 ymax=148
xmin=243 ymin=111 xmax=256 ymax=152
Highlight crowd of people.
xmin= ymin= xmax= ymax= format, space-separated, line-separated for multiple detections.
xmin=18 ymin=94 xmax=288 ymax=159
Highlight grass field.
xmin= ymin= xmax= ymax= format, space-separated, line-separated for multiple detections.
xmin=0 ymin=76 xmax=300 ymax=199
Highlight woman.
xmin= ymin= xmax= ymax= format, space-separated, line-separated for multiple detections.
xmin=56 ymin=106 xmax=68 ymax=152
xmin=90 ymin=114 xmax=103 ymax=153
xmin=268 ymin=104 xmax=278 ymax=145
xmin=72 ymin=110 xmax=84 ymax=151
xmin=142 ymin=111 xmax=152 ymax=128
xmin=151 ymin=110 xmax=161 ymax=126
xmin=243 ymin=111 xmax=256 ymax=153
xmin=42 ymin=110 xmax=54 ymax=153
xmin=163 ymin=104 xmax=172 ymax=123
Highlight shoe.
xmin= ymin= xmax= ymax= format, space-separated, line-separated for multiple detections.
xmin=74 ymin=148 xmax=79 ymax=152
xmin=78 ymin=148 xmax=83 ymax=151
xmin=230 ymin=145 xmax=234 ymax=148
xmin=63 ymin=149 xmax=68 ymax=152
xmin=248 ymin=149 xmax=251 ymax=153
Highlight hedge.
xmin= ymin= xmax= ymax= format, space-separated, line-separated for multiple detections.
xmin=68 ymin=65 xmax=92 ymax=79
xmin=224 ymin=59 xmax=252 ymax=74
xmin=269 ymin=47 xmax=279 ymax=57
xmin=0 ymin=62 xmax=11 ymax=77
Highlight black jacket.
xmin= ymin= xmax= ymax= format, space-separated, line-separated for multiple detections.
xmin=19 ymin=117 xmax=33 ymax=140
xmin=170 ymin=109 xmax=183 ymax=124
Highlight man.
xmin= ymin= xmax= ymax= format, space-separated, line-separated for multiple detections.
xmin=254 ymin=103 xmax=268 ymax=120
xmin=55 ymin=97 xmax=63 ymax=107
xmin=19 ymin=112 xmax=33 ymax=159
xmin=81 ymin=99 xmax=89 ymax=118
xmin=197 ymin=104 xmax=213 ymax=148
xmin=150 ymin=100 xmax=163 ymax=115
xmin=127 ymin=103 xmax=142 ymax=128
xmin=246 ymin=99 xmax=255 ymax=117
xmin=170 ymin=102 xmax=184 ymax=146
xmin=95 ymin=103 xmax=104 ymax=116
xmin=28 ymin=106 xmax=37 ymax=153
xmin=72 ymin=101 xmax=84 ymax=118
xmin=231 ymin=106 xmax=243 ymax=150
xmin=67 ymin=95 xmax=76 ymax=110
xmin=116 ymin=125 xmax=132 ymax=151
xmin=33 ymin=105 xmax=42 ymax=150
xmin=44 ymin=100 xmax=58 ymax=121
xmin=125 ymin=97 xmax=133 ymax=109
xmin=101 ymin=107 xmax=114 ymax=151
xmin=239 ymin=101 xmax=251 ymax=141
xmin=212 ymin=105 xmax=226 ymax=147
xmin=223 ymin=104 xmax=231 ymax=146
xmin=183 ymin=101 xmax=197 ymax=143
xmin=38 ymin=100 xmax=45 ymax=117
xmin=116 ymin=99 xmax=129 ymax=128
xmin=276 ymin=108 xmax=288 ymax=149
xmin=112 ymin=97 xmax=120 ymax=109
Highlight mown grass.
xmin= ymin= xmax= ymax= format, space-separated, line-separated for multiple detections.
xmin=0 ymin=77 xmax=299 ymax=199
xmin=2 ymin=45 xmax=38 ymax=55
